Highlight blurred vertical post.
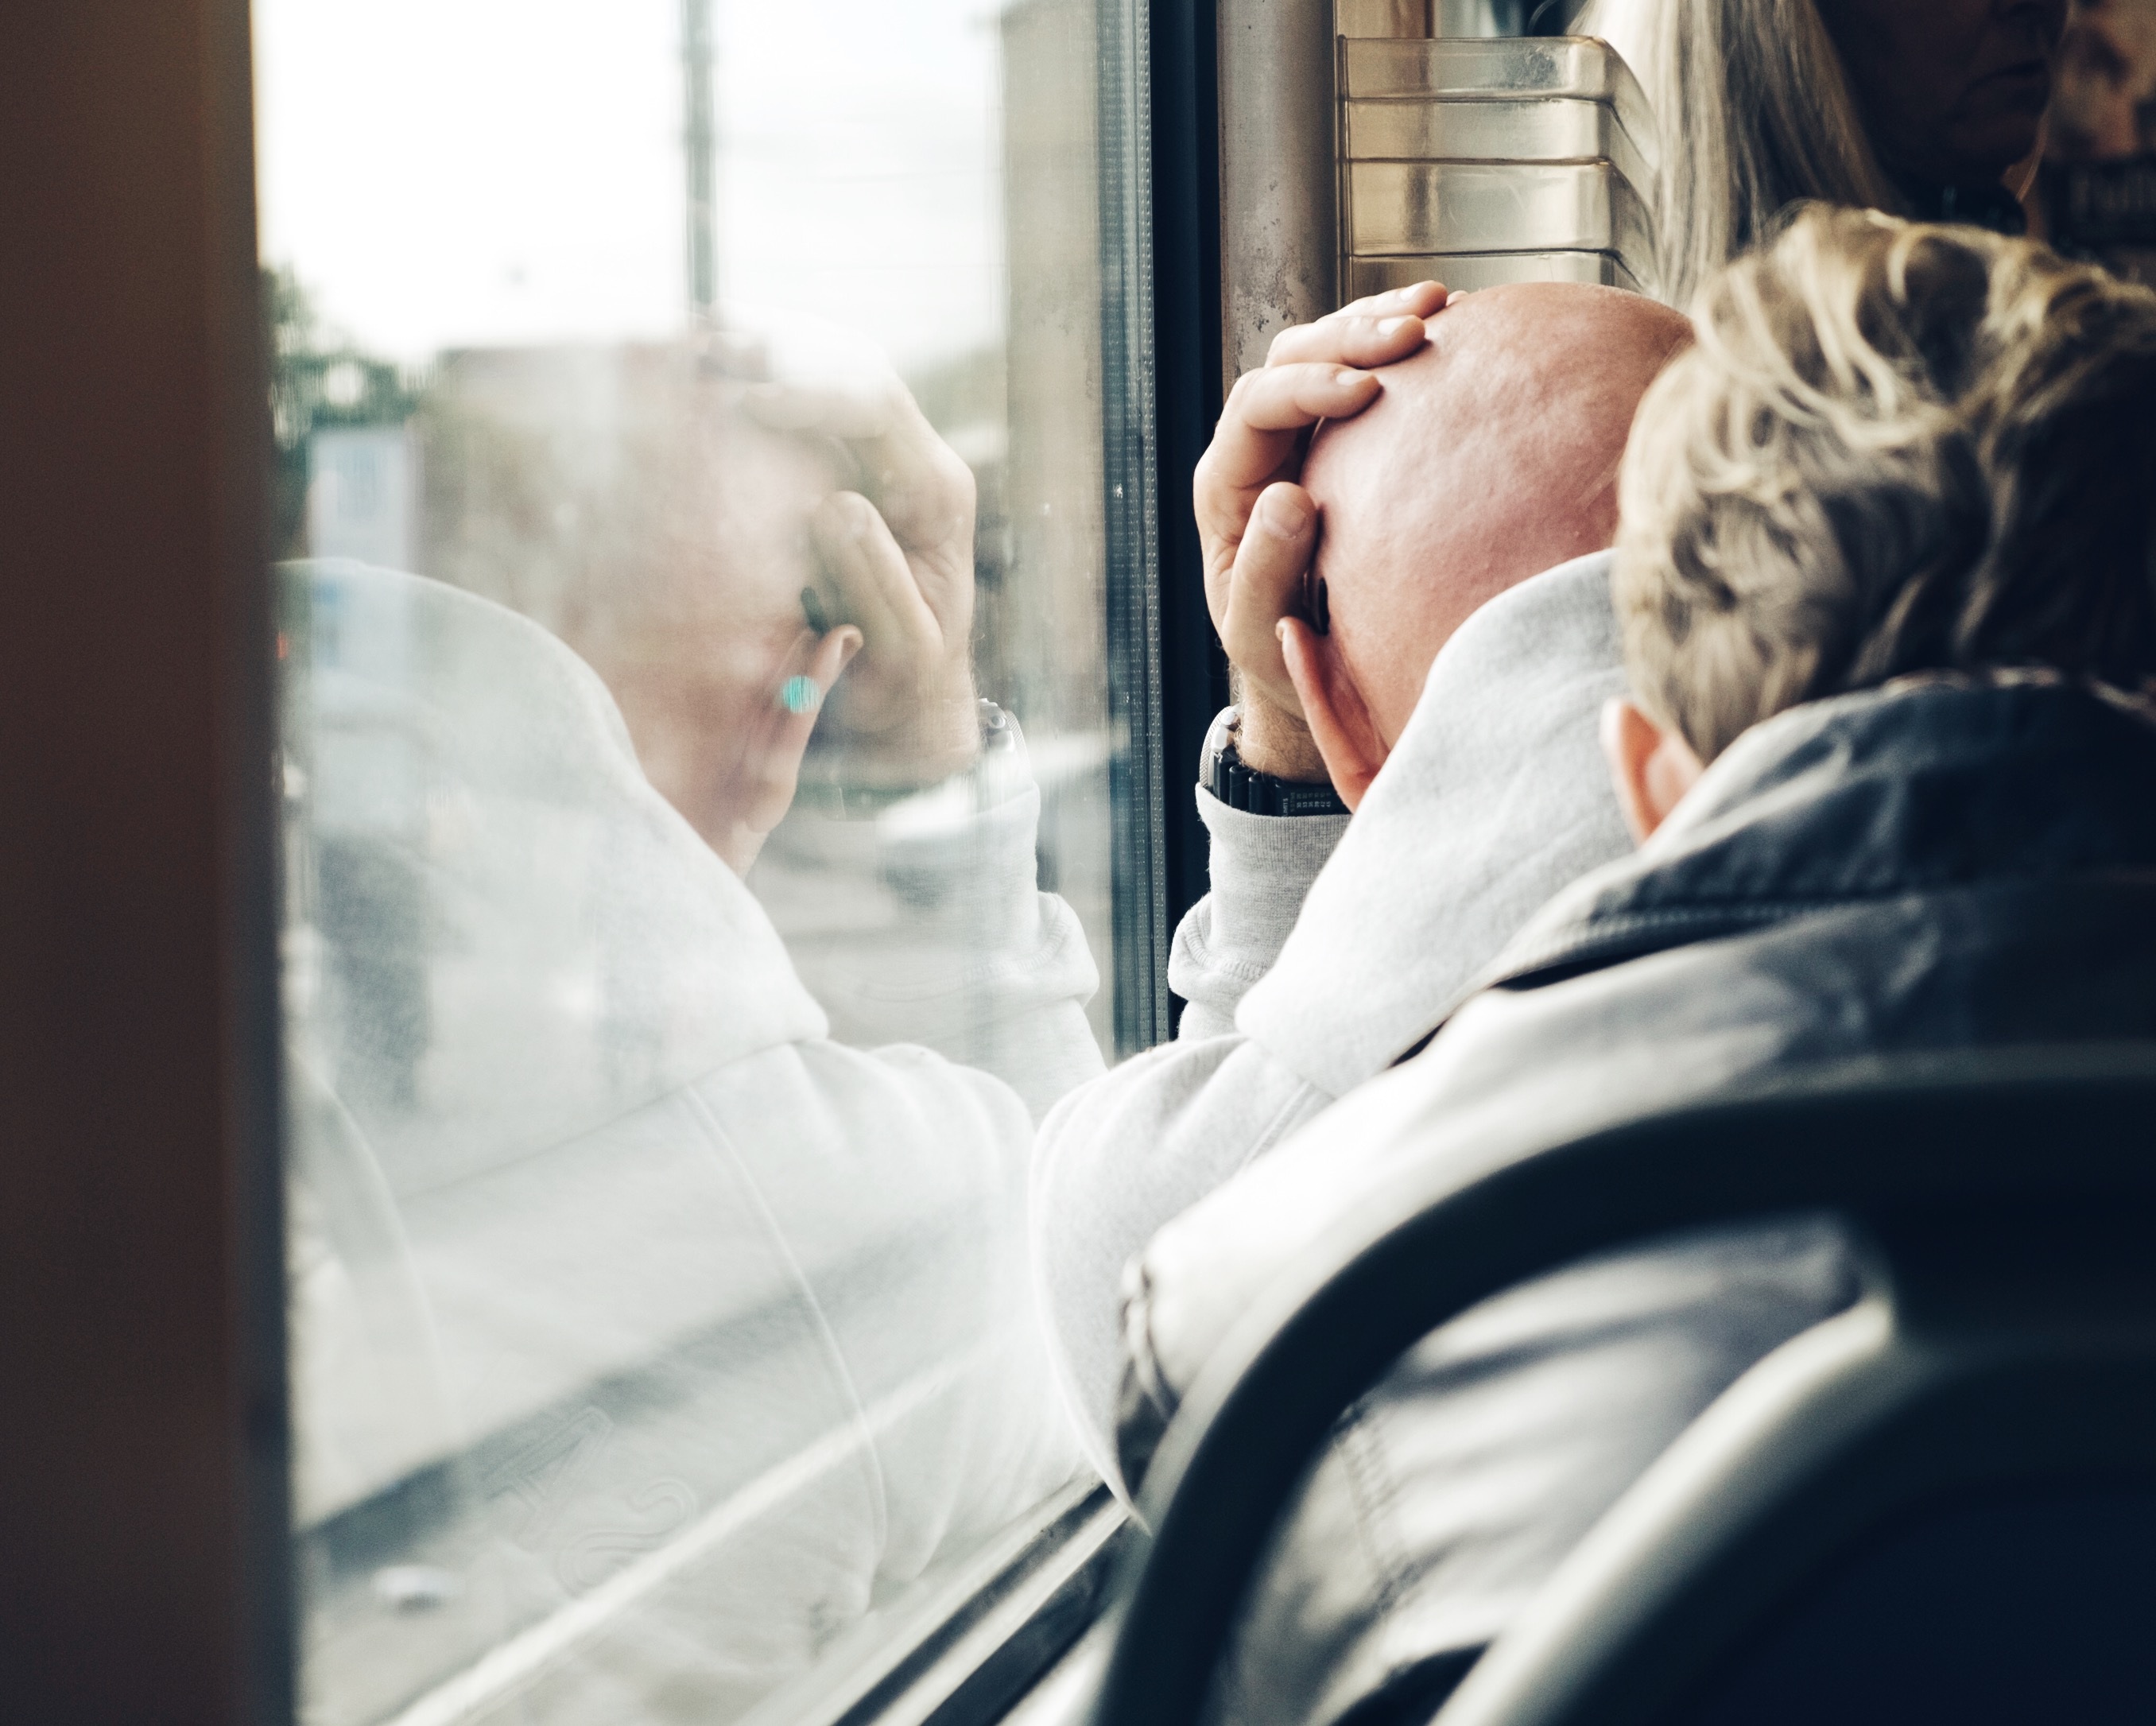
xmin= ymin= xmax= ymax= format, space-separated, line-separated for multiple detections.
xmin=0 ymin=0 xmax=290 ymax=1716
xmin=683 ymin=0 xmax=718 ymax=325
xmin=1217 ymin=0 xmax=1336 ymax=386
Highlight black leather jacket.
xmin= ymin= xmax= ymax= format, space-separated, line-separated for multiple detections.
xmin=1119 ymin=672 xmax=2156 ymax=1726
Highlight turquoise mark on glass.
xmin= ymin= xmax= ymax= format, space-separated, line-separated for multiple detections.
xmin=781 ymin=676 xmax=821 ymax=716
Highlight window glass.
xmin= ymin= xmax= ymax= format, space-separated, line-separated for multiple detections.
xmin=256 ymin=2 xmax=1148 ymax=1718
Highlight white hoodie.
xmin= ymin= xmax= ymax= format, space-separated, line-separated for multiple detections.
xmin=1033 ymin=550 xmax=1634 ymax=1485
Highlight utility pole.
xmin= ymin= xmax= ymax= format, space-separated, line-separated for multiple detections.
xmin=683 ymin=0 xmax=718 ymax=326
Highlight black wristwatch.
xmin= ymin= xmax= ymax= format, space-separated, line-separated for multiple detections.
xmin=1204 ymin=735 xmax=1349 ymax=818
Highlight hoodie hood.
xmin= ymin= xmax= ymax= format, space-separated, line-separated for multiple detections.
xmin=1236 ymin=550 xmax=1633 ymax=1098
xmin=285 ymin=560 xmax=826 ymax=1197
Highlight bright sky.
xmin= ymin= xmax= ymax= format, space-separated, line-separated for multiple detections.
xmin=252 ymin=0 xmax=1006 ymax=370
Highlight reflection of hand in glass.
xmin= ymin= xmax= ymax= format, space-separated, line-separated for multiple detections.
xmin=417 ymin=347 xmax=986 ymax=866
xmin=709 ymin=622 xmax=863 ymax=874
xmin=745 ymin=379 xmax=981 ymax=787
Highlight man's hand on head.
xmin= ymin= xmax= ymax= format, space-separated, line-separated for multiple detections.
xmin=1195 ymin=281 xmax=1445 ymax=782
xmin=1221 ymin=483 xmax=1328 ymax=779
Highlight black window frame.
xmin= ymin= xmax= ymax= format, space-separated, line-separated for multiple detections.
xmin=1104 ymin=0 xmax=1227 ymax=1053
xmin=1147 ymin=0 xmax=1232 ymax=1038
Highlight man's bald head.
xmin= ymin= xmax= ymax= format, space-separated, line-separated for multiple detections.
xmin=1301 ymin=283 xmax=1692 ymax=745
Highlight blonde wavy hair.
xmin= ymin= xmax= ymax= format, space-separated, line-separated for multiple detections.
xmin=1616 ymin=204 xmax=2156 ymax=762
xmin=1584 ymin=0 xmax=1902 ymax=308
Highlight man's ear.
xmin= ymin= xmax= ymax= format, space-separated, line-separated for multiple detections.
xmin=1601 ymin=697 xmax=1704 ymax=844
xmin=1279 ymin=619 xmax=1388 ymax=810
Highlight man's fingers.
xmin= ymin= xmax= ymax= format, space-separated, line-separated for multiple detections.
xmin=1266 ymin=312 xmax=1429 ymax=370
xmin=1227 ymin=362 xmax=1387 ymax=432
xmin=750 ymin=378 xmax=973 ymax=550
xmin=1332 ymin=279 xmax=1449 ymax=322
xmin=1266 ymin=308 xmax=1437 ymax=370
xmin=1231 ymin=483 xmax=1319 ymax=619
xmin=812 ymin=491 xmax=940 ymax=658
xmin=1216 ymin=483 xmax=1318 ymax=708
xmin=1199 ymin=364 xmax=1384 ymax=506
xmin=1263 ymin=283 xmax=1447 ymax=367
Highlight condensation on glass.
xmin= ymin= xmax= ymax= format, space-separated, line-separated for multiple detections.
xmin=257 ymin=2 xmax=1147 ymax=1719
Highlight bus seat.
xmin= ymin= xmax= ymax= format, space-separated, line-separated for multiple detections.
xmin=1669 ymin=1487 xmax=2156 ymax=1724
xmin=1080 ymin=1047 xmax=2156 ymax=1726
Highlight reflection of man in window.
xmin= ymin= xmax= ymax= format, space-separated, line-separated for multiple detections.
xmin=283 ymin=341 xmax=1102 ymax=1722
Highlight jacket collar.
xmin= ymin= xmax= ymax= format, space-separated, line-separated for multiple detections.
xmin=1483 ymin=670 xmax=2156 ymax=995
xmin=1890 ymin=173 xmax=2028 ymax=235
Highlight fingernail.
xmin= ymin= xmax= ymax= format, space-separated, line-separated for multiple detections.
xmin=836 ymin=626 xmax=864 ymax=665
xmin=1333 ymin=367 xmax=1367 ymax=388
xmin=1259 ymin=489 xmax=1311 ymax=537
xmin=1377 ymin=317 xmax=1414 ymax=338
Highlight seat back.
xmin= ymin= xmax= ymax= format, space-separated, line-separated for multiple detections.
xmin=1678 ymin=1487 xmax=2156 ymax=1725
xmin=1441 ymin=1208 xmax=2156 ymax=1724
xmin=1084 ymin=1048 xmax=2156 ymax=1726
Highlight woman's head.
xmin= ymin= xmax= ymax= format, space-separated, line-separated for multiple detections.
xmin=1817 ymin=0 xmax=2067 ymax=185
xmin=1615 ymin=204 xmax=2156 ymax=765
xmin=1592 ymin=0 xmax=2068 ymax=307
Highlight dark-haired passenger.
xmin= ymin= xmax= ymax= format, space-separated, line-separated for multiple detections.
xmin=1119 ymin=207 xmax=2156 ymax=1726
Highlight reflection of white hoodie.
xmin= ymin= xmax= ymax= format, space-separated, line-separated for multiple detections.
xmin=285 ymin=561 xmax=1099 ymax=1724
xmin=1033 ymin=552 xmax=1634 ymax=1487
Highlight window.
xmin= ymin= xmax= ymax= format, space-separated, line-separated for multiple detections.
xmin=256 ymin=2 xmax=1165 ymax=1718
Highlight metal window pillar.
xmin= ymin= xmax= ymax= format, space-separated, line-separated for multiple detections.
xmin=1216 ymin=0 xmax=1338 ymax=386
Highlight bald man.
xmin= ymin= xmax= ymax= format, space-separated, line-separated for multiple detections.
xmin=1282 ymin=283 xmax=1691 ymax=805
xmin=1032 ymin=283 xmax=1693 ymax=1484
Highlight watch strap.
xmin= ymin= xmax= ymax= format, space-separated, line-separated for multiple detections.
xmin=1205 ymin=738 xmax=1349 ymax=818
